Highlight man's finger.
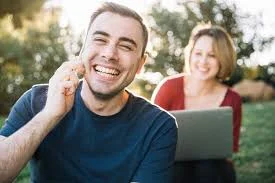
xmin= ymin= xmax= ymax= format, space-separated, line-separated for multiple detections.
xmin=73 ymin=58 xmax=86 ymax=79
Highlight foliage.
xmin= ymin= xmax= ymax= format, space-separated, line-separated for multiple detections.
xmin=256 ymin=63 xmax=275 ymax=88
xmin=0 ymin=0 xmax=46 ymax=28
xmin=1 ymin=100 xmax=275 ymax=182
xmin=0 ymin=11 xmax=76 ymax=115
xmin=229 ymin=63 xmax=275 ymax=88
xmin=138 ymin=0 xmax=275 ymax=97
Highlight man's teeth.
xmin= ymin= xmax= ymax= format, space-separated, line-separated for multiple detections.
xmin=95 ymin=66 xmax=119 ymax=75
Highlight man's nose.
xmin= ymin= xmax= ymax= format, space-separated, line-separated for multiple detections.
xmin=101 ymin=44 xmax=118 ymax=61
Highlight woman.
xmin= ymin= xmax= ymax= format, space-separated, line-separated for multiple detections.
xmin=152 ymin=23 xmax=242 ymax=183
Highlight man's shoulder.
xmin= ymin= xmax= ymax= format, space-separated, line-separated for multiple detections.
xmin=30 ymin=83 xmax=48 ymax=99
xmin=31 ymin=83 xmax=49 ymax=90
xmin=14 ymin=83 xmax=48 ymax=103
xmin=130 ymin=92 xmax=177 ymax=125
xmin=129 ymin=93 xmax=178 ymax=145
xmin=2 ymin=84 xmax=49 ymax=134
xmin=22 ymin=83 xmax=49 ymax=114
xmin=29 ymin=83 xmax=48 ymax=96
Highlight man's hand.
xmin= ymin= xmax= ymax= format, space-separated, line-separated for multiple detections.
xmin=43 ymin=60 xmax=85 ymax=121
xmin=0 ymin=59 xmax=85 ymax=182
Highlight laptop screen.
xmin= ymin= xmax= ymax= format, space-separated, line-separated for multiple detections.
xmin=170 ymin=107 xmax=233 ymax=161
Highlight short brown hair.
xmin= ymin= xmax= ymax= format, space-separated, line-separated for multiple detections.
xmin=184 ymin=23 xmax=236 ymax=80
xmin=83 ymin=2 xmax=148 ymax=56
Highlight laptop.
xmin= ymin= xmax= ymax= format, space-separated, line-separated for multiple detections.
xmin=170 ymin=107 xmax=233 ymax=161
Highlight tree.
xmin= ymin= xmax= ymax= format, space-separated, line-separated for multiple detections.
xmin=0 ymin=9 xmax=76 ymax=115
xmin=0 ymin=0 xmax=46 ymax=28
xmin=256 ymin=63 xmax=275 ymax=88
xmin=137 ymin=0 xmax=274 ymax=97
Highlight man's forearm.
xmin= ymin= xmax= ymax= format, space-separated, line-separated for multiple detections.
xmin=0 ymin=111 xmax=60 ymax=182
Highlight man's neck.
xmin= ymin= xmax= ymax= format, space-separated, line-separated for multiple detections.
xmin=80 ymin=80 xmax=129 ymax=116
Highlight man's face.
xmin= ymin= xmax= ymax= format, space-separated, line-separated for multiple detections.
xmin=81 ymin=12 xmax=145 ymax=99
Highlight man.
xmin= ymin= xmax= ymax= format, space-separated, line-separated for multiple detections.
xmin=0 ymin=2 xmax=177 ymax=183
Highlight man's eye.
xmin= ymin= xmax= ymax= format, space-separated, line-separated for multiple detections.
xmin=94 ymin=38 xmax=106 ymax=43
xmin=119 ymin=44 xmax=133 ymax=51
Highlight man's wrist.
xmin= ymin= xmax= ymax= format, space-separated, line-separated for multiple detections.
xmin=38 ymin=109 xmax=64 ymax=127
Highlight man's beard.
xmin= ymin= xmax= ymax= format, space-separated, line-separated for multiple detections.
xmin=87 ymin=82 xmax=124 ymax=101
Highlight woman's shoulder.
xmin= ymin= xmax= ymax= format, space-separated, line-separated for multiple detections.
xmin=226 ymin=87 xmax=242 ymax=100
xmin=152 ymin=73 xmax=185 ymax=104
xmin=161 ymin=73 xmax=185 ymax=86
xmin=222 ymin=87 xmax=242 ymax=106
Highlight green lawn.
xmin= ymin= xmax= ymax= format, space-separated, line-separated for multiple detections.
xmin=0 ymin=101 xmax=274 ymax=182
xmin=233 ymin=101 xmax=275 ymax=183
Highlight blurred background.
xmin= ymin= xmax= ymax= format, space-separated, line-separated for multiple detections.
xmin=0 ymin=0 xmax=274 ymax=182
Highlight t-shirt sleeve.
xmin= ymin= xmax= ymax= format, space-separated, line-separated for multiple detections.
xmin=151 ymin=79 xmax=172 ymax=110
xmin=0 ymin=89 xmax=33 ymax=137
xmin=131 ymin=117 xmax=178 ymax=183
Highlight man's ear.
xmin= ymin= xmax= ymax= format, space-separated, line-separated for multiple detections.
xmin=136 ymin=54 xmax=147 ymax=74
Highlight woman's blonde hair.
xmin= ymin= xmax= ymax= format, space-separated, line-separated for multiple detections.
xmin=184 ymin=22 xmax=236 ymax=80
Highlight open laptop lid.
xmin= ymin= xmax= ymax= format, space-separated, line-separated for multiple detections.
xmin=170 ymin=107 xmax=233 ymax=161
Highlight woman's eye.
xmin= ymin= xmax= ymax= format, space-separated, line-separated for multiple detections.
xmin=194 ymin=52 xmax=202 ymax=56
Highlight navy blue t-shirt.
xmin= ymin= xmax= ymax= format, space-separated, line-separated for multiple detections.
xmin=0 ymin=82 xmax=177 ymax=183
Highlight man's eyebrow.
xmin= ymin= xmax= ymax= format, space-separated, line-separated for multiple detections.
xmin=93 ymin=31 xmax=109 ymax=37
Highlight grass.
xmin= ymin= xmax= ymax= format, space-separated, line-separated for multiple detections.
xmin=0 ymin=101 xmax=275 ymax=182
xmin=233 ymin=101 xmax=275 ymax=183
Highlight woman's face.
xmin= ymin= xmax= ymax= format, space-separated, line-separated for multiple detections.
xmin=189 ymin=35 xmax=220 ymax=81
